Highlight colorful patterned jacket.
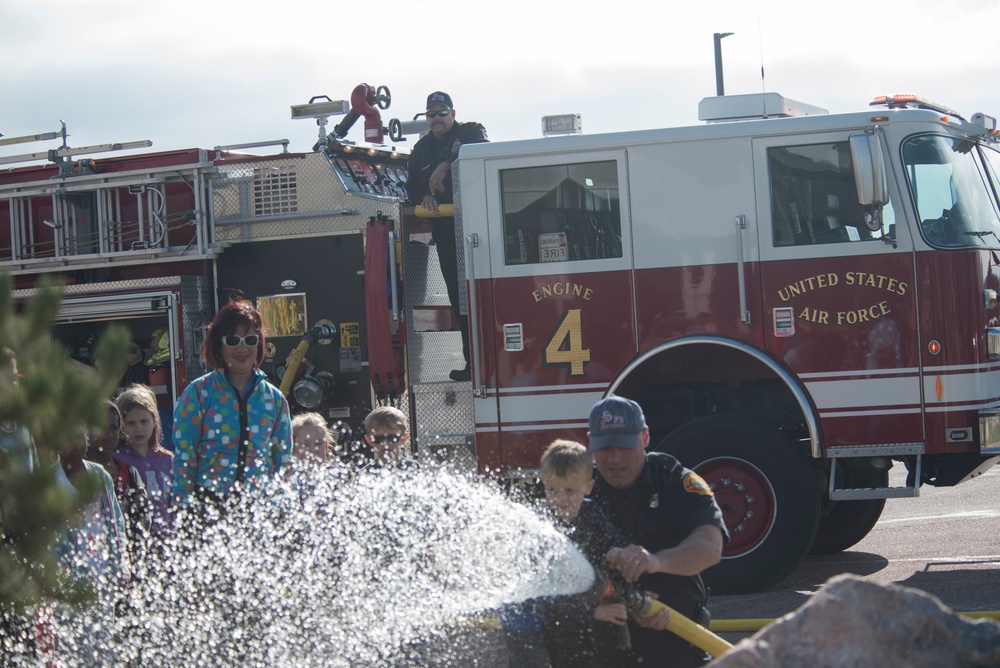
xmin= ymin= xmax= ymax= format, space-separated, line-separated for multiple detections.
xmin=172 ymin=368 xmax=293 ymax=504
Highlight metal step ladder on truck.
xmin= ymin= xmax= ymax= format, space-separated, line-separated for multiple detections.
xmin=3 ymin=87 xmax=999 ymax=595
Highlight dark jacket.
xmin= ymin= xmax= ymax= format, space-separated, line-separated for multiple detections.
xmin=591 ymin=453 xmax=729 ymax=666
xmin=406 ymin=121 xmax=488 ymax=205
xmin=544 ymin=500 xmax=630 ymax=668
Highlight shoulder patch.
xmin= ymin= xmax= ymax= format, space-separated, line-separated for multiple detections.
xmin=683 ymin=472 xmax=713 ymax=497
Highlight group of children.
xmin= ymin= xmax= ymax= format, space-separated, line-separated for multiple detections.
xmin=291 ymin=404 xmax=416 ymax=471
xmin=10 ymin=382 xmax=178 ymax=665
xmin=17 ymin=365 xmax=632 ymax=667
xmin=74 ymin=384 xmax=176 ymax=571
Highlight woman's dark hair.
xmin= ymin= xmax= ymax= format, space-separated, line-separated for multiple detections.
xmin=202 ymin=300 xmax=266 ymax=369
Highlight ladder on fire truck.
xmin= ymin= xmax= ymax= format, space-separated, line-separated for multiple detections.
xmin=0 ymin=123 xmax=220 ymax=273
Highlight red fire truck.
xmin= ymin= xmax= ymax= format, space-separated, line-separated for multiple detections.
xmin=449 ymin=91 xmax=1000 ymax=593
xmin=3 ymin=88 xmax=999 ymax=594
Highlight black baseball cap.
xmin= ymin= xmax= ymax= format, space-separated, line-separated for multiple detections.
xmin=426 ymin=91 xmax=453 ymax=110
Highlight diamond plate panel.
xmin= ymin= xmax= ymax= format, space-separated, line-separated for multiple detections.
xmin=407 ymin=331 xmax=466 ymax=382
xmin=453 ymin=160 xmax=467 ymax=315
xmin=179 ymin=273 xmax=213 ymax=383
xmin=211 ymin=153 xmax=404 ymax=242
xmin=418 ymin=438 xmax=477 ymax=474
xmin=11 ymin=275 xmax=187 ymax=298
xmin=403 ymin=241 xmax=451 ymax=307
xmin=410 ymin=382 xmax=472 ymax=449
xmin=400 ymin=217 xmax=466 ymax=385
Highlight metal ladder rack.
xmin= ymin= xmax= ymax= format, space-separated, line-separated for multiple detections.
xmin=0 ymin=123 xmax=219 ymax=272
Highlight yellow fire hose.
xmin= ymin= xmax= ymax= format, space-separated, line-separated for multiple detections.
xmin=709 ymin=610 xmax=1000 ymax=634
xmin=278 ymin=339 xmax=312 ymax=397
xmin=634 ymin=596 xmax=734 ymax=659
xmin=455 ymin=598 xmax=733 ymax=659
xmin=414 ymin=204 xmax=455 ymax=218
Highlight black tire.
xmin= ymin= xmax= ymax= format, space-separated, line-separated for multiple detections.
xmin=659 ymin=416 xmax=821 ymax=595
xmin=808 ymin=464 xmax=887 ymax=555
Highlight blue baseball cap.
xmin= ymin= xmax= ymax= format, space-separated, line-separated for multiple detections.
xmin=426 ymin=91 xmax=453 ymax=110
xmin=588 ymin=395 xmax=647 ymax=451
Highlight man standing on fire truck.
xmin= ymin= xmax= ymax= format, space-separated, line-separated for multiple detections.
xmin=406 ymin=91 xmax=488 ymax=382
xmin=589 ymin=396 xmax=728 ymax=667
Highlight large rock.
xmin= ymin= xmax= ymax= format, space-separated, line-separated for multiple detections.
xmin=710 ymin=574 xmax=1000 ymax=667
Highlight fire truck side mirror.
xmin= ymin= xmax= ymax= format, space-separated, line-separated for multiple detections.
xmin=850 ymin=131 xmax=888 ymax=207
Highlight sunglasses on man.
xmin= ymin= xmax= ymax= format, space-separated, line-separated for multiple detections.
xmin=425 ymin=110 xmax=451 ymax=119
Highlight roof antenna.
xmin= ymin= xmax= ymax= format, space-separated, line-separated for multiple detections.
xmin=759 ymin=16 xmax=767 ymax=118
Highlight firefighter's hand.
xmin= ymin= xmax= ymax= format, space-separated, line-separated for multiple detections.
xmin=594 ymin=602 xmax=628 ymax=626
xmin=633 ymin=595 xmax=671 ymax=631
xmin=429 ymin=162 xmax=450 ymax=195
xmin=607 ymin=545 xmax=657 ymax=583
xmin=421 ymin=195 xmax=441 ymax=212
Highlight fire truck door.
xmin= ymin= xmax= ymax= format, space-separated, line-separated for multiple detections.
xmin=474 ymin=151 xmax=636 ymax=470
xmin=752 ymin=132 xmax=923 ymax=448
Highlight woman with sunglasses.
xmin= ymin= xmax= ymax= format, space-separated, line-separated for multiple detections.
xmin=172 ymin=300 xmax=293 ymax=507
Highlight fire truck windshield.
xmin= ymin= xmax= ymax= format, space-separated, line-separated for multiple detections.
xmin=904 ymin=135 xmax=1000 ymax=248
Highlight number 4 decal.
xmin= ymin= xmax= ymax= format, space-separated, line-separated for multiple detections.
xmin=544 ymin=309 xmax=591 ymax=376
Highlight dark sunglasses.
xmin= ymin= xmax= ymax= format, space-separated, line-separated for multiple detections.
xmin=366 ymin=432 xmax=403 ymax=445
xmin=425 ymin=110 xmax=451 ymax=119
xmin=222 ymin=334 xmax=260 ymax=347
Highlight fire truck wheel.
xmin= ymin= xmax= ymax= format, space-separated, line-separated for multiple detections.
xmin=659 ymin=415 xmax=821 ymax=595
xmin=807 ymin=464 xmax=888 ymax=555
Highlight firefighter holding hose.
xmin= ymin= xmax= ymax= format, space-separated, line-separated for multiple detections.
xmin=587 ymin=396 xmax=729 ymax=667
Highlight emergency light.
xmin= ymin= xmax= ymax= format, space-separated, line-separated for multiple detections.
xmin=542 ymin=114 xmax=582 ymax=137
xmin=290 ymin=98 xmax=350 ymax=120
xmin=869 ymin=93 xmax=962 ymax=118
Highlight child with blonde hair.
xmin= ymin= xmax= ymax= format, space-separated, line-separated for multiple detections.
xmin=537 ymin=439 xmax=630 ymax=667
xmin=291 ymin=412 xmax=335 ymax=466
xmin=362 ymin=405 xmax=415 ymax=468
xmin=115 ymin=384 xmax=174 ymax=536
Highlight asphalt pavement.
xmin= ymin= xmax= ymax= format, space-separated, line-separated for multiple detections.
xmin=708 ymin=463 xmax=1000 ymax=642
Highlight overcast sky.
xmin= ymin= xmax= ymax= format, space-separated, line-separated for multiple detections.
xmin=2 ymin=0 xmax=999 ymax=163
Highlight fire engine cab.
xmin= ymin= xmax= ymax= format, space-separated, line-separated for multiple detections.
xmin=2 ymin=88 xmax=999 ymax=594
